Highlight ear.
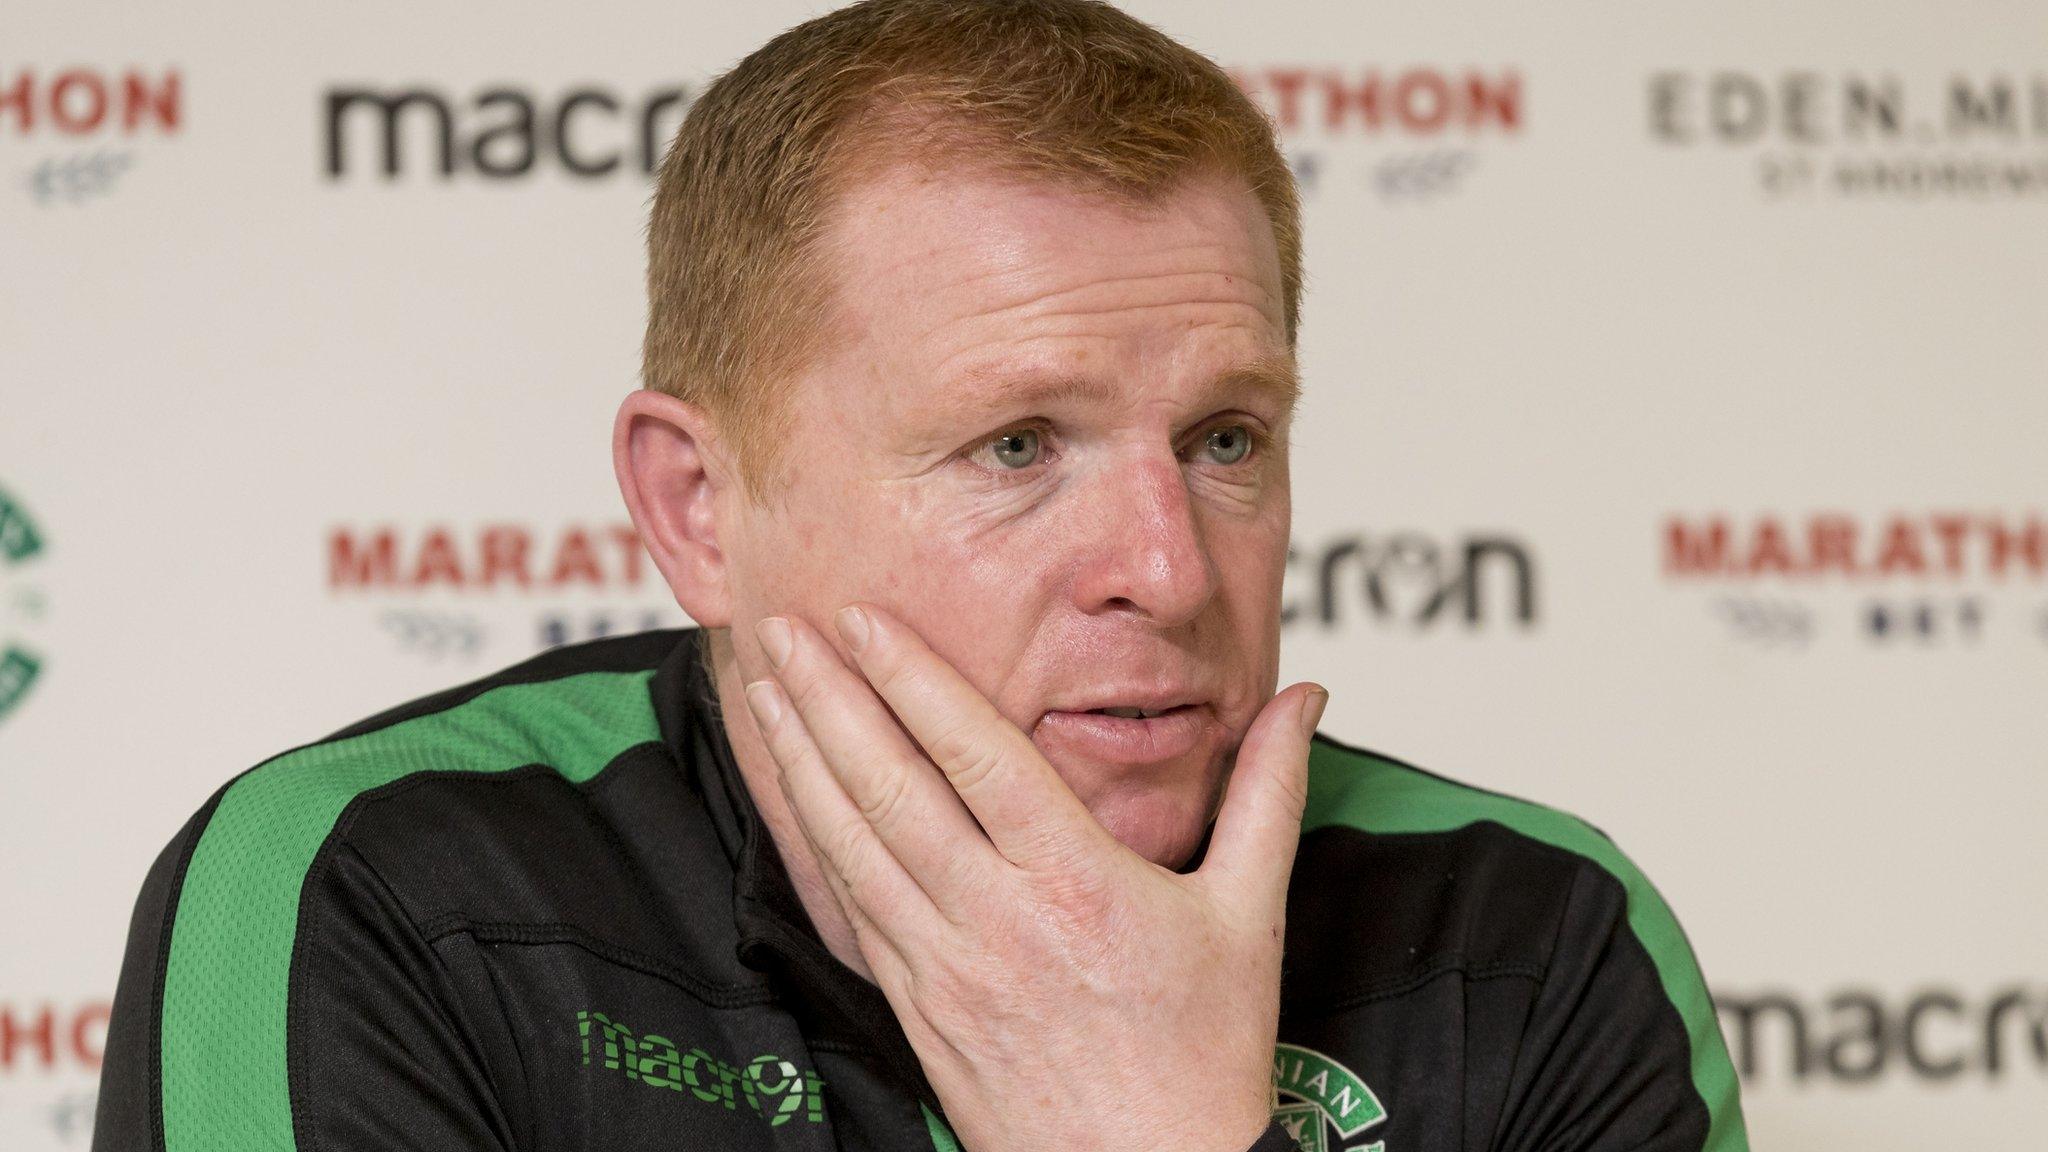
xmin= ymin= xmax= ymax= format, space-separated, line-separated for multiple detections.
xmin=613 ymin=389 xmax=734 ymax=628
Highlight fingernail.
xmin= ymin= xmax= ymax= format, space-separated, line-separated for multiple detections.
xmin=835 ymin=604 xmax=871 ymax=652
xmin=756 ymin=616 xmax=793 ymax=670
xmin=1300 ymin=687 xmax=1329 ymax=739
xmin=744 ymin=680 xmax=784 ymax=729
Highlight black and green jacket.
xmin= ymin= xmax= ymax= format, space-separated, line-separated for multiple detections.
xmin=94 ymin=628 xmax=1748 ymax=1152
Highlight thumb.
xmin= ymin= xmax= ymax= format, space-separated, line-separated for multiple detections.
xmin=1200 ymin=682 xmax=1326 ymax=912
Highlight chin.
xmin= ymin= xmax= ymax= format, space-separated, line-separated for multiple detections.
xmin=1079 ymin=785 xmax=1215 ymax=869
xmin=1033 ymin=728 xmax=1232 ymax=868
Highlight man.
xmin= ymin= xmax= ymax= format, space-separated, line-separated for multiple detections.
xmin=95 ymin=1 xmax=1748 ymax=1150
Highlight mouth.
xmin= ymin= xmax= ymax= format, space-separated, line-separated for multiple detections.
xmin=1032 ymin=701 xmax=1215 ymax=767
xmin=1089 ymin=705 xmax=1179 ymax=720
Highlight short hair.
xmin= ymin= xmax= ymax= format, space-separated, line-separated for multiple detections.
xmin=641 ymin=0 xmax=1302 ymax=496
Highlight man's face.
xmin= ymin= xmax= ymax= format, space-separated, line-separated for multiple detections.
xmin=722 ymin=162 xmax=1294 ymax=869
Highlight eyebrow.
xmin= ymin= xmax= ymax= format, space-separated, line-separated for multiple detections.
xmin=942 ymin=351 xmax=1301 ymax=420
xmin=1215 ymin=352 xmax=1302 ymax=415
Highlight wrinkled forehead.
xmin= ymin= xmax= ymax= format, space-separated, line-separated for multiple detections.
xmin=808 ymin=160 xmax=1292 ymax=425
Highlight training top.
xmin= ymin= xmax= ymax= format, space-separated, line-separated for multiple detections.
xmin=94 ymin=627 xmax=1749 ymax=1152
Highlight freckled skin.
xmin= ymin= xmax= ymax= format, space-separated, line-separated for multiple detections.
xmin=716 ymin=163 xmax=1293 ymax=947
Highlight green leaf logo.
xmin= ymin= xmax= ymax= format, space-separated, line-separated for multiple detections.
xmin=0 ymin=483 xmax=47 ymax=727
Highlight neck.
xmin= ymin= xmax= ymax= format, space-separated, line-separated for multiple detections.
xmin=705 ymin=626 xmax=877 ymax=983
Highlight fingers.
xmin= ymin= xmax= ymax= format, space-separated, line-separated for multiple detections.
xmin=752 ymin=614 xmax=994 ymax=903
xmin=742 ymin=672 xmax=940 ymax=958
xmin=1199 ymin=682 xmax=1325 ymax=913
xmin=833 ymin=603 xmax=1109 ymax=872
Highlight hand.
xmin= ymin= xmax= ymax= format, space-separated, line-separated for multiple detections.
xmin=743 ymin=604 xmax=1326 ymax=1152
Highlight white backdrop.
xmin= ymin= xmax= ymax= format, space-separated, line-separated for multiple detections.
xmin=4 ymin=2 xmax=2045 ymax=1148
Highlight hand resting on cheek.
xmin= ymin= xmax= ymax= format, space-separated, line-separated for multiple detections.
xmin=743 ymin=603 xmax=1326 ymax=1152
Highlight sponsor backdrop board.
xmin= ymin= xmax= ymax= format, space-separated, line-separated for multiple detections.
xmin=3 ymin=1 xmax=2044 ymax=1148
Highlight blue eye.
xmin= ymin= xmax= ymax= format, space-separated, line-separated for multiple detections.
xmin=990 ymin=428 xmax=1041 ymax=469
xmin=1203 ymin=425 xmax=1252 ymax=464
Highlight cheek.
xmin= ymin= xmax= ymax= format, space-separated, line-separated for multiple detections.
xmin=1207 ymin=492 xmax=1290 ymax=608
xmin=731 ymin=475 xmax=902 ymax=629
xmin=863 ymin=498 xmax=1066 ymax=699
xmin=1201 ymin=497 xmax=1290 ymax=701
xmin=1214 ymin=509 xmax=1288 ymax=591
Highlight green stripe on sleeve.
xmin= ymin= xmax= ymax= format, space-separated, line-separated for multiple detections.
xmin=923 ymin=1104 xmax=962 ymax=1152
xmin=159 ymin=670 xmax=661 ymax=1151
xmin=1301 ymin=739 xmax=1750 ymax=1152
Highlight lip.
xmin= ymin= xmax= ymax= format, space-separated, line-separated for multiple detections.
xmin=1032 ymin=702 xmax=1215 ymax=767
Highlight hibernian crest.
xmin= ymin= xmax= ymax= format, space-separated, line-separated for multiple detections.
xmin=1271 ymin=1042 xmax=1387 ymax=1152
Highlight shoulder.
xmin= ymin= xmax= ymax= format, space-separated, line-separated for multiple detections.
xmin=264 ymin=626 xmax=678 ymax=796
xmin=188 ymin=628 xmax=682 ymax=872
xmin=174 ymin=627 xmax=690 ymax=916
xmin=106 ymin=630 xmax=696 ymax=1151
xmin=157 ymin=629 xmax=687 ymax=952
xmin=1285 ymin=735 xmax=1637 ymax=996
xmin=1303 ymin=731 xmax=1646 ymax=895
xmin=1296 ymin=732 xmax=1703 ymax=983
xmin=1291 ymin=733 xmax=1748 ymax=1152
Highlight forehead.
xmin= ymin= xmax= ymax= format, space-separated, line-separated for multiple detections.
xmin=812 ymin=162 xmax=1289 ymax=407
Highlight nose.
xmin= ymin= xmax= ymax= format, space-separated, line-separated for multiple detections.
xmin=1070 ymin=454 xmax=1220 ymax=628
